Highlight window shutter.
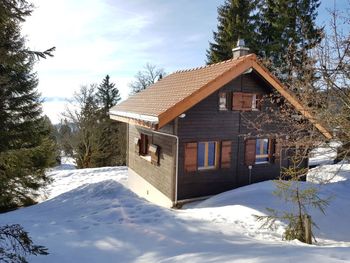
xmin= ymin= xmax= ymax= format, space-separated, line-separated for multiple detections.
xmin=232 ymin=92 xmax=243 ymax=110
xmin=269 ymin=138 xmax=276 ymax=163
xmin=221 ymin=141 xmax=232 ymax=168
xmin=184 ymin=142 xmax=197 ymax=172
xmin=149 ymin=144 xmax=160 ymax=165
xmin=134 ymin=137 xmax=141 ymax=154
xmin=242 ymin=93 xmax=253 ymax=110
xmin=245 ymin=139 xmax=256 ymax=166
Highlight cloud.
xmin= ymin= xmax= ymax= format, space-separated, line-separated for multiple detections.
xmin=22 ymin=0 xmax=224 ymax=123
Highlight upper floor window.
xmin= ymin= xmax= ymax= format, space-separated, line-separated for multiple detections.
xmin=232 ymin=92 xmax=261 ymax=111
xmin=219 ymin=92 xmax=228 ymax=111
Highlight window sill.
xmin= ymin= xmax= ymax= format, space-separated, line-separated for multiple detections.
xmin=198 ymin=166 xmax=217 ymax=171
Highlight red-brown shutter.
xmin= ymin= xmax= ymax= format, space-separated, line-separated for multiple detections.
xmin=232 ymin=92 xmax=243 ymax=110
xmin=245 ymin=139 xmax=256 ymax=166
xmin=221 ymin=141 xmax=232 ymax=168
xmin=268 ymin=138 xmax=276 ymax=163
xmin=242 ymin=93 xmax=253 ymax=110
xmin=184 ymin=142 xmax=197 ymax=172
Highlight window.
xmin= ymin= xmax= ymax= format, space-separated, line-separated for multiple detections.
xmin=219 ymin=92 xmax=228 ymax=111
xmin=232 ymin=92 xmax=261 ymax=111
xmin=255 ymin=139 xmax=269 ymax=164
xmin=140 ymin=133 xmax=149 ymax=156
xmin=198 ymin=141 xmax=218 ymax=170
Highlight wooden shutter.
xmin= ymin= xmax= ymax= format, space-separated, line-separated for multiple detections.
xmin=232 ymin=92 xmax=243 ymax=110
xmin=242 ymin=93 xmax=253 ymax=110
xmin=245 ymin=139 xmax=256 ymax=166
xmin=134 ymin=137 xmax=141 ymax=154
xmin=268 ymin=138 xmax=276 ymax=163
xmin=149 ymin=144 xmax=160 ymax=165
xmin=184 ymin=142 xmax=197 ymax=172
xmin=221 ymin=141 xmax=232 ymax=168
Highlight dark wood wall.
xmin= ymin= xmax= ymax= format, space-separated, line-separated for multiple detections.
xmin=176 ymin=72 xmax=282 ymax=200
xmin=128 ymin=124 xmax=176 ymax=201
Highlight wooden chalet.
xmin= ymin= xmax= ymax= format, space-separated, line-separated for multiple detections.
xmin=109 ymin=41 xmax=331 ymax=207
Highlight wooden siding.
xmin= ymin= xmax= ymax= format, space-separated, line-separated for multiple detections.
xmin=176 ymin=73 xmax=285 ymax=200
xmin=128 ymin=124 xmax=176 ymax=201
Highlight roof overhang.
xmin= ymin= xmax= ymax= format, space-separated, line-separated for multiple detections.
xmin=108 ymin=55 xmax=332 ymax=139
xmin=109 ymin=110 xmax=159 ymax=130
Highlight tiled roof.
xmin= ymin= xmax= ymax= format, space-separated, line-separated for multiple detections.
xmin=109 ymin=54 xmax=332 ymax=139
xmin=110 ymin=54 xmax=252 ymax=117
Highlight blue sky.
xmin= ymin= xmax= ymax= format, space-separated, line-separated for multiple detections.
xmin=23 ymin=0 xmax=348 ymax=123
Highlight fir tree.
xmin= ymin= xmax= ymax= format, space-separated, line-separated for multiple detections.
xmin=0 ymin=0 xmax=57 ymax=211
xmin=92 ymin=76 xmax=125 ymax=167
xmin=258 ymin=0 xmax=322 ymax=84
xmin=206 ymin=0 xmax=259 ymax=64
xmin=58 ymin=119 xmax=73 ymax=156
xmin=97 ymin=75 xmax=121 ymax=115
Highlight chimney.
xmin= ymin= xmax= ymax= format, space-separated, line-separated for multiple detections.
xmin=232 ymin=39 xmax=250 ymax=59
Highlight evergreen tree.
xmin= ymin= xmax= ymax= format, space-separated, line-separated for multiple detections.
xmin=206 ymin=0 xmax=259 ymax=64
xmin=0 ymin=0 xmax=57 ymax=211
xmin=97 ymin=75 xmax=121 ymax=114
xmin=258 ymin=0 xmax=322 ymax=84
xmin=58 ymin=119 xmax=73 ymax=156
xmin=92 ymin=75 xmax=125 ymax=167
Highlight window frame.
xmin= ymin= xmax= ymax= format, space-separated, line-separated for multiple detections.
xmin=197 ymin=141 xmax=219 ymax=170
xmin=255 ymin=138 xmax=269 ymax=164
xmin=218 ymin=92 xmax=229 ymax=111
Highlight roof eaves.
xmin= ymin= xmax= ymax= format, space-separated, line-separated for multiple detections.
xmin=109 ymin=110 xmax=159 ymax=124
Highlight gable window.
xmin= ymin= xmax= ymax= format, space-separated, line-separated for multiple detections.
xmin=140 ymin=133 xmax=149 ymax=156
xmin=255 ymin=139 xmax=269 ymax=164
xmin=198 ymin=141 xmax=218 ymax=170
xmin=219 ymin=92 xmax=228 ymax=111
xmin=232 ymin=92 xmax=261 ymax=111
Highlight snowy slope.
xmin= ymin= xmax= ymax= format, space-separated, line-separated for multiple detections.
xmin=1 ymin=161 xmax=350 ymax=262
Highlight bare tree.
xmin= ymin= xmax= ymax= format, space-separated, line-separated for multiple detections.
xmin=63 ymin=85 xmax=99 ymax=168
xmin=129 ymin=63 xmax=165 ymax=94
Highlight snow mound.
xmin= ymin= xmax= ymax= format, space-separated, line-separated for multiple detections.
xmin=307 ymin=163 xmax=350 ymax=184
xmin=1 ymin=159 xmax=350 ymax=262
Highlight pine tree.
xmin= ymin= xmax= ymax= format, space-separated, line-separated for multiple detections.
xmin=259 ymin=0 xmax=322 ymax=84
xmin=58 ymin=119 xmax=73 ymax=156
xmin=206 ymin=0 xmax=259 ymax=64
xmin=92 ymin=75 xmax=125 ymax=167
xmin=96 ymin=75 xmax=121 ymax=114
xmin=0 ymin=0 xmax=57 ymax=211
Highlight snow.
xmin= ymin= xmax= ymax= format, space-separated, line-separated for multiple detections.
xmin=309 ymin=141 xmax=340 ymax=167
xmin=1 ymin=159 xmax=350 ymax=262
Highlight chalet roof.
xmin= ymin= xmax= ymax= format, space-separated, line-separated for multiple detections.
xmin=109 ymin=54 xmax=332 ymax=139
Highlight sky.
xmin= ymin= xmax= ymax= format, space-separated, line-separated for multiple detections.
xmin=22 ymin=0 xmax=348 ymax=124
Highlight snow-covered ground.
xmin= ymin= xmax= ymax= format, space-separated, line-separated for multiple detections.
xmin=309 ymin=141 xmax=340 ymax=167
xmin=1 ymin=159 xmax=350 ymax=262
